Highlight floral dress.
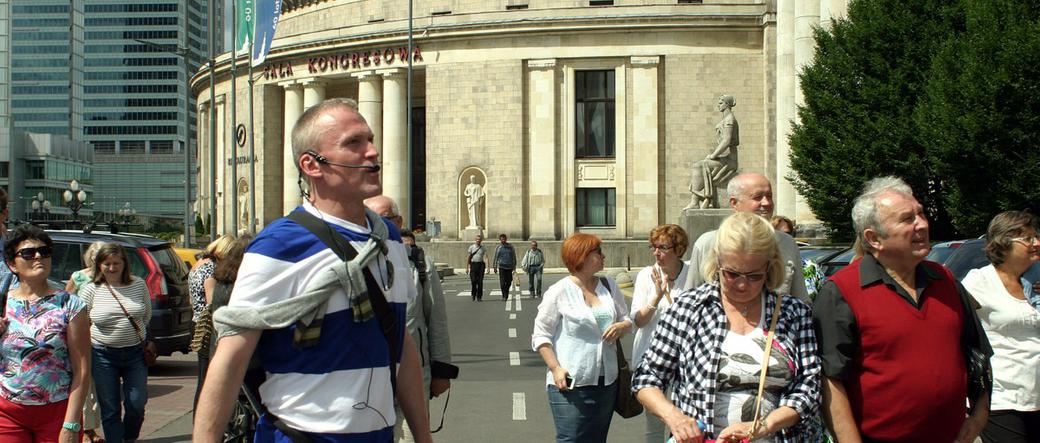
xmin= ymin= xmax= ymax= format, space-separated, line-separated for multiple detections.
xmin=0 ymin=291 xmax=87 ymax=405
xmin=188 ymin=260 xmax=215 ymax=322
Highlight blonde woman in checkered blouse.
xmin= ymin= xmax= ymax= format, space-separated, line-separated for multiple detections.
xmin=631 ymin=212 xmax=822 ymax=443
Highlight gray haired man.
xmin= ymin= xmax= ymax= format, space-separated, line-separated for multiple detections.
xmin=682 ymin=172 xmax=809 ymax=301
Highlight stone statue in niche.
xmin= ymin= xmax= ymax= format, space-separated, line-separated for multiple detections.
xmin=464 ymin=175 xmax=485 ymax=229
xmin=683 ymin=95 xmax=740 ymax=210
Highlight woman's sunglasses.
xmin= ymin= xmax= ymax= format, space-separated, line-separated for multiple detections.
xmin=14 ymin=246 xmax=53 ymax=260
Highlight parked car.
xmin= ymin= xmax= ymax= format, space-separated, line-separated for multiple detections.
xmin=819 ymin=247 xmax=857 ymax=277
xmin=943 ymin=237 xmax=1040 ymax=283
xmin=925 ymin=239 xmax=969 ymax=266
xmin=175 ymin=247 xmax=203 ymax=269
xmin=47 ymin=230 xmax=193 ymax=357
xmin=800 ymin=247 xmax=848 ymax=265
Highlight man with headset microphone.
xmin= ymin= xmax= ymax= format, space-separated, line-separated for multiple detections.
xmin=194 ymin=98 xmax=433 ymax=443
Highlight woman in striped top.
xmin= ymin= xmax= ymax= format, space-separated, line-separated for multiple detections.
xmin=80 ymin=243 xmax=152 ymax=443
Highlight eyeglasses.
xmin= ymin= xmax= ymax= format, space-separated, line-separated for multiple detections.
xmin=649 ymin=244 xmax=675 ymax=252
xmin=1011 ymin=236 xmax=1040 ymax=245
xmin=14 ymin=246 xmax=53 ymax=260
xmin=719 ymin=265 xmax=768 ymax=285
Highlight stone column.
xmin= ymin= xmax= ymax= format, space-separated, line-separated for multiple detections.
xmin=282 ymin=83 xmax=304 ymax=214
xmin=526 ymin=59 xmax=557 ymax=239
xmin=378 ymin=68 xmax=408 ymax=226
xmin=775 ymin=0 xmax=797 ymax=220
xmin=821 ymin=0 xmax=848 ymax=30
xmin=630 ymin=56 xmax=660 ymax=235
xmin=353 ymin=71 xmax=383 ymax=155
xmin=790 ymin=1 xmax=820 ymax=222
xmin=302 ymin=79 xmax=326 ymax=110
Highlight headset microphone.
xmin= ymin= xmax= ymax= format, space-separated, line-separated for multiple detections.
xmin=306 ymin=150 xmax=381 ymax=172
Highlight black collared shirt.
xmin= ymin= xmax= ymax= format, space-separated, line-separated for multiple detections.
xmin=812 ymin=254 xmax=991 ymax=381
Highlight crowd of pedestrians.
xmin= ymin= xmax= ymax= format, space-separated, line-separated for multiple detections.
xmin=531 ymin=174 xmax=1037 ymax=443
xmin=1 ymin=96 xmax=1036 ymax=443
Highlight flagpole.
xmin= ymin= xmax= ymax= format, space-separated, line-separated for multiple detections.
xmin=208 ymin=0 xmax=217 ymax=240
xmin=407 ymin=0 xmax=413 ymax=229
xmin=229 ymin=0 xmax=239 ymax=235
xmin=247 ymin=38 xmax=256 ymax=234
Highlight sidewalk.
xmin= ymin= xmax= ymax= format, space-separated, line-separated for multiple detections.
xmin=138 ymin=352 xmax=197 ymax=442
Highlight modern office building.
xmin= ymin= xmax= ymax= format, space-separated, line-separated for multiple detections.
xmin=81 ymin=0 xmax=209 ymax=221
xmin=196 ymin=0 xmax=847 ymax=241
xmin=1 ymin=129 xmax=94 ymax=224
xmin=9 ymin=0 xmax=84 ymax=138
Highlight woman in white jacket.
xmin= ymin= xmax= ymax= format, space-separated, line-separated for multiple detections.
xmin=532 ymin=233 xmax=633 ymax=443
xmin=961 ymin=210 xmax=1040 ymax=443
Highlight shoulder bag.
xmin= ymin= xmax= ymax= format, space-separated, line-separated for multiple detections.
xmin=104 ymin=282 xmax=158 ymax=366
xmin=600 ymin=277 xmax=643 ymax=418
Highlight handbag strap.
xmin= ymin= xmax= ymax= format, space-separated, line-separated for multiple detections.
xmin=749 ymin=292 xmax=784 ymax=437
xmin=104 ymin=282 xmax=146 ymax=343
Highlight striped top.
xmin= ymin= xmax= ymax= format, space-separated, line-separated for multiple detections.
xmin=228 ymin=203 xmax=414 ymax=439
xmin=80 ymin=277 xmax=151 ymax=348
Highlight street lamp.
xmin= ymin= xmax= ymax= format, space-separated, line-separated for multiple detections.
xmin=132 ymin=36 xmax=193 ymax=247
xmin=30 ymin=192 xmax=52 ymax=222
xmin=117 ymin=201 xmax=136 ymax=231
xmin=63 ymin=179 xmax=87 ymax=224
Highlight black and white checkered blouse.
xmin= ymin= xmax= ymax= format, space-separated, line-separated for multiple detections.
xmin=631 ymin=281 xmax=821 ymax=442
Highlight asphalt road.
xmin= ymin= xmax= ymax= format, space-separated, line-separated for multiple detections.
xmin=141 ymin=271 xmax=649 ymax=442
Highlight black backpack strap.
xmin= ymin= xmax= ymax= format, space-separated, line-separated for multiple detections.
xmin=286 ymin=210 xmax=401 ymax=395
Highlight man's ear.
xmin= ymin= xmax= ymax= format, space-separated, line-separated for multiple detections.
xmin=299 ymin=153 xmax=321 ymax=179
xmin=729 ymin=197 xmax=739 ymax=209
xmin=863 ymin=229 xmax=883 ymax=252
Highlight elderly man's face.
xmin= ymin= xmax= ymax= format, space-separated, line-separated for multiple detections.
xmin=530 ymin=241 xmax=538 ymax=250
xmin=873 ymin=191 xmax=930 ymax=261
xmin=731 ymin=176 xmax=774 ymax=219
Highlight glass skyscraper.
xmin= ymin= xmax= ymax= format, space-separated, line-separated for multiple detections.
xmin=6 ymin=0 xmax=217 ymax=224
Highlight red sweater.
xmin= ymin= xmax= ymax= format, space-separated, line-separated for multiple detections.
xmin=831 ymin=259 xmax=967 ymax=442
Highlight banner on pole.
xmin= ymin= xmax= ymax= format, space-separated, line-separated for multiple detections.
xmin=234 ymin=0 xmax=254 ymax=55
xmin=251 ymin=0 xmax=282 ymax=66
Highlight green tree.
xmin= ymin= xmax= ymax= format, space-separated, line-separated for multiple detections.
xmin=789 ymin=0 xmax=963 ymax=240
xmin=195 ymin=214 xmax=206 ymax=235
xmin=916 ymin=0 xmax=1040 ymax=234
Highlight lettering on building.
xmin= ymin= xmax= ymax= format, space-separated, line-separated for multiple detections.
xmin=262 ymin=45 xmax=423 ymax=80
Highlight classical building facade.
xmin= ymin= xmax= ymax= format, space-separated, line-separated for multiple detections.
xmin=193 ymin=0 xmax=847 ymax=240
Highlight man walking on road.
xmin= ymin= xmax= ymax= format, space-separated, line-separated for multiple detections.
xmin=682 ymin=172 xmax=809 ymax=301
xmin=467 ymin=234 xmax=488 ymax=301
xmin=521 ymin=240 xmax=545 ymax=298
xmin=493 ymin=234 xmax=517 ymax=300
xmin=193 ymin=98 xmax=432 ymax=443
xmin=366 ymin=195 xmax=456 ymax=443
xmin=813 ymin=176 xmax=991 ymax=443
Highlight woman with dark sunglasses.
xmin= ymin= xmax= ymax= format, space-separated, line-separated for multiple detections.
xmin=632 ymin=212 xmax=822 ymax=443
xmin=0 ymin=224 xmax=90 ymax=442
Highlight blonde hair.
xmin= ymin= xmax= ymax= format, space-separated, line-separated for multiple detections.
xmin=82 ymin=241 xmax=106 ymax=269
xmin=205 ymin=234 xmax=237 ymax=260
xmin=702 ymin=212 xmax=786 ymax=291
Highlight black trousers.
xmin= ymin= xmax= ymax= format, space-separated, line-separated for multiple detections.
xmin=982 ymin=409 xmax=1040 ymax=443
xmin=469 ymin=262 xmax=485 ymax=300
xmin=499 ymin=267 xmax=514 ymax=299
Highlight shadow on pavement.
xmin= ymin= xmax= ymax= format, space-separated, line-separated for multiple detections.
xmin=141 ymin=434 xmax=191 ymax=443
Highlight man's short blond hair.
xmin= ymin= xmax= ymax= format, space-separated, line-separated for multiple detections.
xmin=290 ymin=98 xmax=361 ymax=166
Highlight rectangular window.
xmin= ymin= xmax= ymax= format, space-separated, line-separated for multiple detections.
xmin=121 ymin=140 xmax=146 ymax=154
xmin=576 ymin=188 xmax=616 ymax=227
xmin=575 ymin=70 xmax=615 ymax=158
xmin=92 ymin=141 xmax=115 ymax=154
xmin=27 ymin=161 xmax=45 ymax=180
xmin=151 ymin=140 xmax=174 ymax=154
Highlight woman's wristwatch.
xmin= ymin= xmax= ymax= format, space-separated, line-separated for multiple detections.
xmin=62 ymin=421 xmax=82 ymax=432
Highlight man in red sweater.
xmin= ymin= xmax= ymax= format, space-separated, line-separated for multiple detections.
xmin=812 ymin=176 xmax=991 ymax=443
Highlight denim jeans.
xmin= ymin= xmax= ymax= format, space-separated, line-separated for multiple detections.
xmin=92 ymin=344 xmax=149 ymax=442
xmin=547 ymin=382 xmax=617 ymax=443
xmin=527 ymin=266 xmax=543 ymax=297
